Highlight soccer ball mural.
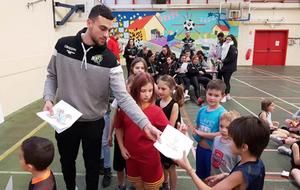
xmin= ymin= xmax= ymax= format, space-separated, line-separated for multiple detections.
xmin=184 ymin=19 xmax=195 ymax=31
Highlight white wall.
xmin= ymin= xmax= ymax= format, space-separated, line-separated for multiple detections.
xmin=0 ymin=0 xmax=92 ymax=117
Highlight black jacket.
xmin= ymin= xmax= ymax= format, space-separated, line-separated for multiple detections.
xmin=123 ymin=46 xmax=138 ymax=64
xmin=147 ymin=60 xmax=159 ymax=74
xmin=220 ymin=45 xmax=238 ymax=72
xmin=187 ymin=63 xmax=206 ymax=77
xmin=157 ymin=52 xmax=168 ymax=74
xmin=136 ymin=49 xmax=148 ymax=61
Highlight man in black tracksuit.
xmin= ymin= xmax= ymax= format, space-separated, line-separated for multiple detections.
xmin=43 ymin=4 xmax=161 ymax=190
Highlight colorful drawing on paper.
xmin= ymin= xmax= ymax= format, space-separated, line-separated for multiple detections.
xmin=112 ymin=11 xmax=239 ymax=57
xmin=47 ymin=108 xmax=72 ymax=125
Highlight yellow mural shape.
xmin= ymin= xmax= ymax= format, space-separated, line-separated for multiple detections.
xmin=228 ymin=21 xmax=240 ymax=26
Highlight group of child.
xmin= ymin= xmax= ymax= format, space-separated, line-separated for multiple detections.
xmin=145 ymin=45 xmax=212 ymax=106
xmin=18 ymin=58 xmax=300 ymax=189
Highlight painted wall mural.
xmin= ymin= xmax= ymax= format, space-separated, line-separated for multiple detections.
xmin=112 ymin=11 xmax=239 ymax=57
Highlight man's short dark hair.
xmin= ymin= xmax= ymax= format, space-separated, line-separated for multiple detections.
xmin=21 ymin=136 xmax=54 ymax=171
xmin=228 ymin=116 xmax=270 ymax=158
xmin=217 ymin=33 xmax=224 ymax=38
xmin=88 ymin=4 xmax=113 ymax=21
xmin=206 ymin=79 xmax=226 ymax=95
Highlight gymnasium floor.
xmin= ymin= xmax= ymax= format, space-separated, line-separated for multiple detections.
xmin=0 ymin=66 xmax=300 ymax=190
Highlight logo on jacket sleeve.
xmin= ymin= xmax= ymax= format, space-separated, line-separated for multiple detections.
xmin=91 ymin=55 xmax=103 ymax=65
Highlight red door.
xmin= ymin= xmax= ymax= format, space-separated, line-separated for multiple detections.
xmin=253 ymin=30 xmax=288 ymax=66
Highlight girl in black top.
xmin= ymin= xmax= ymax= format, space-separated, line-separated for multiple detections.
xmin=146 ymin=51 xmax=159 ymax=82
xmin=187 ymin=55 xmax=211 ymax=105
xmin=123 ymin=39 xmax=138 ymax=75
xmin=161 ymin=55 xmax=175 ymax=75
xmin=158 ymin=45 xmax=172 ymax=75
xmin=156 ymin=75 xmax=184 ymax=190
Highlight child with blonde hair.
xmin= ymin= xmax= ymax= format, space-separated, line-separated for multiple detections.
xmin=209 ymin=110 xmax=241 ymax=178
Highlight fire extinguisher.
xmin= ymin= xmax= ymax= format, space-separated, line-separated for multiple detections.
xmin=246 ymin=49 xmax=252 ymax=60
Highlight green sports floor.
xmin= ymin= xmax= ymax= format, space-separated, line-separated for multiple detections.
xmin=0 ymin=66 xmax=300 ymax=190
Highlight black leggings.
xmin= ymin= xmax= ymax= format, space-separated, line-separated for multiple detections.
xmin=218 ymin=71 xmax=233 ymax=95
xmin=126 ymin=60 xmax=132 ymax=76
xmin=177 ymin=76 xmax=190 ymax=91
xmin=190 ymin=76 xmax=211 ymax=99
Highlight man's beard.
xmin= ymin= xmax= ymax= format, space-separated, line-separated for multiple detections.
xmin=91 ymin=35 xmax=105 ymax=47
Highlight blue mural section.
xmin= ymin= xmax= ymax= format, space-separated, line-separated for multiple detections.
xmin=112 ymin=10 xmax=239 ymax=56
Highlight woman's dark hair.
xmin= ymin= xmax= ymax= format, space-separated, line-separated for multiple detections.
xmin=226 ymin=34 xmax=238 ymax=48
xmin=125 ymin=39 xmax=135 ymax=50
xmin=162 ymin=45 xmax=172 ymax=57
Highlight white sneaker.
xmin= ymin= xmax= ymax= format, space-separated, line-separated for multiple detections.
xmin=184 ymin=94 xmax=190 ymax=99
xmin=270 ymin=135 xmax=283 ymax=145
xmin=220 ymin=96 xmax=227 ymax=103
xmin=278 ymin=146 xmax=291 ymax=156
xmin=226 ymin=95 xmax=232 ymax=100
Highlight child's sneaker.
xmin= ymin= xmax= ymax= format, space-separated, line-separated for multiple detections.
xmin=184 ymin=94 xmax=190 ymax=102
xmin=278 ymin=146 xmax=291 ymax=156
xmin=270 ymin=135 xmax=284 ymax=145
xmin=198 ymin=98 xmax=205 ymax=106
xmin=226 ymin=94 xmax=232 ymax=100
xmin=220 ymin=96 xmax=227 ymax=103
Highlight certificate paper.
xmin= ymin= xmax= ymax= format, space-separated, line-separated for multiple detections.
xmin=36 ymin=100 xmax=82 ymax=133
xmin=154 ymin=125 xmax=193 ymax=159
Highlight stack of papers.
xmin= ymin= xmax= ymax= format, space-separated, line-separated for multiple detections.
xmin=154 ymin=125 xmax=193 ymax=159
xmin=37 ymin=100 xmax=82 ymax=133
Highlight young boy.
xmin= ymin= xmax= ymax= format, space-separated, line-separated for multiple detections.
xmin=193 ymin=79 xmax=226 ymax=179
xmin=176 ymin=116 xmax=270 ymax=190
xmin=19 ymin=136 xmax=56 ymax=190
xmin=210 ymin=110 xmax=241 ymax=176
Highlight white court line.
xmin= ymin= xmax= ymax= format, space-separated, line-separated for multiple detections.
xmin=251 ymin=68 xmax=300 ymax=84
xmin=230 ymin=98 xmax=258 ymax=117
xmin=0 ymin=122 xmax=47 ymax=162
xmin=0 ymin=171 xmax=192 ymax=179
xmin=0 ymin=171 xmax=294 ymax=181
xmin=232 ymin=77 xmax=300 ymax=110
xmin=252 ymin=67 xmax=300 ymax=82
